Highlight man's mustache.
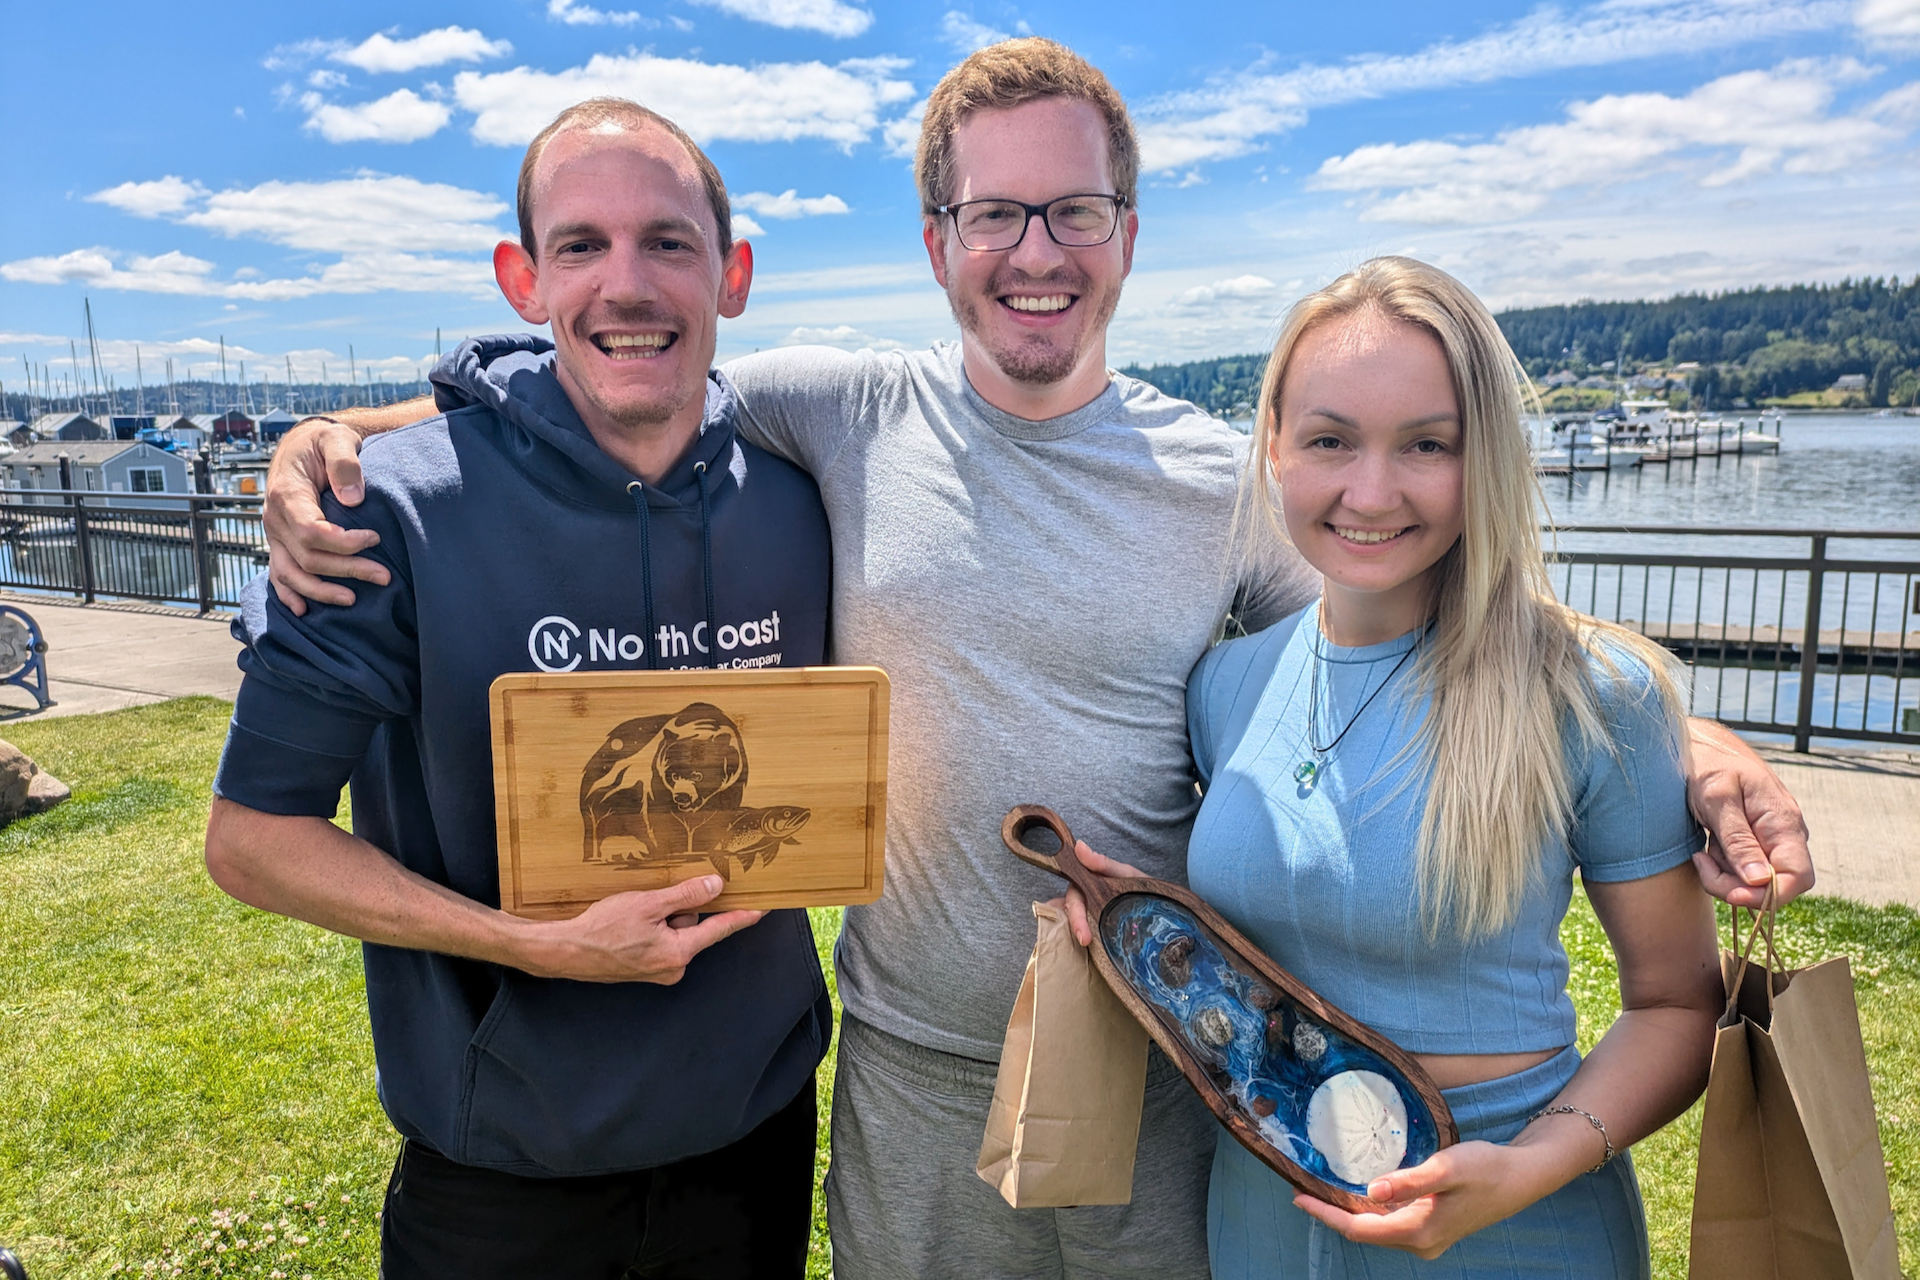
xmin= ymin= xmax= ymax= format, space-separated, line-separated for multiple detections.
xmin=575 ymin=306 xmax=688 ymax=334
xmin=984 ymin=267 xmax=1093 ymax=297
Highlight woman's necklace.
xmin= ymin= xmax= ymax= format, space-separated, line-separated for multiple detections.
xmin=1294 ymin=623 xmax=1422 ymax=793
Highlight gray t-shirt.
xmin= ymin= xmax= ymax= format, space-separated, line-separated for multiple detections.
xmin=726 ymin=341 xmax=1316 ymax=1059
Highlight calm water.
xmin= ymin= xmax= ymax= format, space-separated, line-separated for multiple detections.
xmin=1536 ymin=414 xmax=1920 ymax=744
xmin=1538 ymin=414 xmax=1920 ymax=555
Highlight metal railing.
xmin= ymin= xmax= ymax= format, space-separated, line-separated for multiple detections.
xmin=0 ymin=489 xmax=267 ymax=612
xmin=1548 ymin=525 xmax=1920 ymax=750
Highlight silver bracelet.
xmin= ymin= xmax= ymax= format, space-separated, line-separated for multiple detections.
xmin=1528 ymin=1104 xmax=1614 ymax=1173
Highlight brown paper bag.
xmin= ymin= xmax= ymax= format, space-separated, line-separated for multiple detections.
xmin=1689 ymin=895 xmax=1900 ymax=1279
xmin=977 ymin=901 xmax=1150 ymax=1207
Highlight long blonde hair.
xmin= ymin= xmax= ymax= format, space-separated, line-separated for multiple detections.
xmin=1238 ymin=257 xmax=1687 ymax=939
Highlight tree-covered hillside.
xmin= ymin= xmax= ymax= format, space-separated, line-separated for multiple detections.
xmin=1122 ymin=276 xmax=1920 ymax=413
xmin=1498 ymin=276 xmax=1919 ymax=407
xmin=1116 ymin=354 xmax=1269 ymax=418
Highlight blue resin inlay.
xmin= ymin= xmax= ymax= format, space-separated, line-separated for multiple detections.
xmin=1102 ymin=894 xmax=1442 ymax=1194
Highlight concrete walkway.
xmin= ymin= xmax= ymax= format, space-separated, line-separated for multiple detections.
xmin=0 ymin=592 xmax=241 ymax=720
xmin=2 ymin=594 xmax=1917 ymax=910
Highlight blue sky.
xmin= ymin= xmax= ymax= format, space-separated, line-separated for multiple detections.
xmin=7 ymin=0 xmax=1920 ymax=399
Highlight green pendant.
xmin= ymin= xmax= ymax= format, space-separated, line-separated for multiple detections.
xmin=1294 ymin=760 xmax=1319 ymax=786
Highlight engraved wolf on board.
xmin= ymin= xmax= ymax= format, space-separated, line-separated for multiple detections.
xmin=579 ymin=702 xmax=810 ymax=879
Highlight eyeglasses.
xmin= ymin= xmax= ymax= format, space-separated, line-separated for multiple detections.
xmin=935 ymin=194 xmax=1126 ymax=252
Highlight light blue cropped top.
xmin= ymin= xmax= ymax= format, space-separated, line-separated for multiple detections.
xmin=1186 ymin=604 xmax=1699 ymax=1056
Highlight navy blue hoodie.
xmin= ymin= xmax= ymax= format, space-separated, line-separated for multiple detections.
xmin=214 ymin=335 xmax=834 ymax=1176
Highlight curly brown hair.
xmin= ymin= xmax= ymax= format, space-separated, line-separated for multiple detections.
xmin=914 ymin=38 xmax=1138 ymax=219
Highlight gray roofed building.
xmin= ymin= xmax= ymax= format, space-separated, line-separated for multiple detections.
xmin=30 ymin=412 xmax=107 ymax=441
xmin=2 ymin=440 xmax=192 ymax=507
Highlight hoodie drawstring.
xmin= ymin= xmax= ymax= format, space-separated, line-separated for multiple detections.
xmin=626 ymin=481 xmax=660 ymax=671
xmin=628 ymin=469 xmax=719 ymax=671
xmin=693 ymin=461 xmax=718 ymax=670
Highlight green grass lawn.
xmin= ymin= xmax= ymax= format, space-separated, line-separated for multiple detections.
xmin=2 ymin=698 xmax=1916 ymax=1277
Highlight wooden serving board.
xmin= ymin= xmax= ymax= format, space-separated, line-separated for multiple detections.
xmin=490 ymin=666 xmax=888 ymax=916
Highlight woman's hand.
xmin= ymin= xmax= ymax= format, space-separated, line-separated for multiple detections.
xmin=1291 ymin=1137 xmax=1569 ymax=1259
xmin=1056 ymin=841 xmax=1146 ymax=946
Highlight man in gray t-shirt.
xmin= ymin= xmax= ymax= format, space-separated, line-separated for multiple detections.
xmin=267 ymin=37 xmax=1809 ymax=1280
xmin=724 ymin=340 xmax=1310 ymax=1061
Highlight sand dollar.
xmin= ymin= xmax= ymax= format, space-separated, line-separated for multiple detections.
xmin=1305 ymin=1070 xmax=1409 ymax=1185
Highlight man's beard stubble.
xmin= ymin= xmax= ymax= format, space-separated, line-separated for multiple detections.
xmin=565 ymin=304 xmax=695 ymax=431
xmin=949 ymin=266 xmax=1123 ymax=388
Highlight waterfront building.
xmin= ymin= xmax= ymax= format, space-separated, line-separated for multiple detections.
xmin=30 ymin=412 xmax=107 ymax=441
xmin=2 ymin=440 xmax=193 ymax=507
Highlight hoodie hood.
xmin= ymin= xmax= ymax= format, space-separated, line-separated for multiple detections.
xmin=428 ymin=334 xmax=739 ymax=513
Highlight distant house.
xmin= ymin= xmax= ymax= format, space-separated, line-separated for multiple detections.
xmin=1578 ymin=375 xmax=1612 ymax=389
xmin=5 ymin=422 xmax=33 ymax=449
xmin=0 ymin=421 xmax=21 ymax=446
xmin=1 ymin=440 xmax=192 ymax=507
xmin=1543 ymin=370 xmax=1578 ymax=388
xmin=30 ymin=412 xmax=107 ymax=441
xmin=1832 ymin=374 xmax=1868 ymax=393
xmin=210 ymin=409 xmax=256 ymax=442
xmin=256 ymin=408 xmax=299 ymax=441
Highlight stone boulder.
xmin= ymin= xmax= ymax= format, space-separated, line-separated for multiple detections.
xmin=0 ymin=739 xmax=68 ymax=822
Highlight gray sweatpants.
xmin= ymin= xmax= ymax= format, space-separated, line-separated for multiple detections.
xmin=825 ymin=1015 xmax=1215 ymax=1280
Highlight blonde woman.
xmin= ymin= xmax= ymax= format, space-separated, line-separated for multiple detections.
xmin=1085 ymin=257 xmax=1723 ymax=1275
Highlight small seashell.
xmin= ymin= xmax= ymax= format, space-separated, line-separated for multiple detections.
xmin=1157 ymin=934 xmax=1196 ymax=987
xmin=1245 ymin=983 xmax=1277 ymax=1011
xmin=1250 ymin=1095 xmax=1277 ymax=1118
xmin=1306 ymin=1070 xmax=1409 ymax=1185
xmin=1193 ymin=1005 xmax=1234 ymax=1048
xmin=1292 ymin=1021 xmax=1328 ymax=1063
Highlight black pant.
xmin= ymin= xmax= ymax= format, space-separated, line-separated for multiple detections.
xmin=379 ymin=1077 xmax=816 ymax=1280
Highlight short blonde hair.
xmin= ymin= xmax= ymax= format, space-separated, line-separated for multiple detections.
xmin=516 ymin=97 xmax=732 ymax=259
xmin=914 ymin=38 xmax=1138 ymax=217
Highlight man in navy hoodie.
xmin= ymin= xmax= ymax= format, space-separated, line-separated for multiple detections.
xmin=203 ymin=99 xmax=833 ymax=1279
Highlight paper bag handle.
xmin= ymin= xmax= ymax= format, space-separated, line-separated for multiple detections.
xmin=1723 ymin=870 xmax=1782 ymax=1022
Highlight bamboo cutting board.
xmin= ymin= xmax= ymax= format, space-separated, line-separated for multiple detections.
xmin=490 ymin=666 xmax=888 ymax=916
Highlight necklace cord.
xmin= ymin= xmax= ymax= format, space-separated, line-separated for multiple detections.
xmin=1306 ymin=628 xmax=1422 ymax=757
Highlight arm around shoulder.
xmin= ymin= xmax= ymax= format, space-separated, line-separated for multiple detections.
xmin=265 ymin=396 xmax=440 ymax=615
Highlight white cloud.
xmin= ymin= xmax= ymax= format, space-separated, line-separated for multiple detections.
xmin=546 ymin=0 xmax=648 ymax=26
xmin=734 ymin=189 xmax=852 ymax=218
xmin=941 ymin=11 xmax=1008 ymax=52
xmin=884 ymin=96 xmax=928 ymax=158
xmin=688 ymin=0 xmax=873 ymax=37
xmin=0 ymin=246 xmax=492 ymax=301
xmin=732 ymin=213 xmax=768 ymax=237
xmin=177 ymin=174 xmax=507 ymax=254
xmin=301 ymin=88 xmax=452 ymax=144
xmin=331 ymin=26 xmax=511 ymax=74
xmin=86 ymin=176 xmax=207 ymax=218
xmin=778 ymin=324 xmax=906 ymax=350
xmin=1858 ymin=0 xmax=1920 ymax=46
xmin=18 ymin=172 xmax=511 ymax=301
xmin=1 ymin=248 xmax=223 ymax=295
xmin=1310 ymin=60 xmax=1916 ymax=224
xmin=452 ymin=52 xmax=914 ymax=149
xmin=1171 ymin=274 xmax=1278 ymax=310
xmin=307 ymin=68 xmax=349 ymax=90
xmin=1138 ymin=0 xmax=1856 ymax=171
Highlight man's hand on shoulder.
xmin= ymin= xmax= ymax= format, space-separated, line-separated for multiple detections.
xmin=265 ymin=397 xmax=434 ymax=615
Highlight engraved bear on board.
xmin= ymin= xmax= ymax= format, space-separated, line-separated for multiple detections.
xmin=579 ymin=702 xmax=810 ymax=879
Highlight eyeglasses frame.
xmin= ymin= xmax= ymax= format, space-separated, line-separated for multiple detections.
xmin=933 ymin=193 xmax=1129 ymax=252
